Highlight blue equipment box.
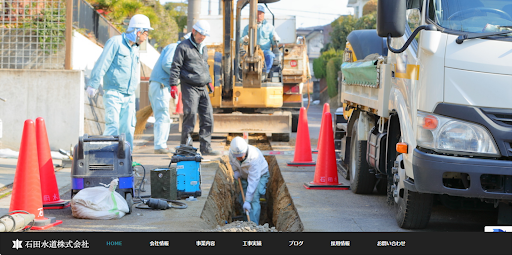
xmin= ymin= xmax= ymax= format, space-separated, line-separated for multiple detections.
xmin=171 ymin=155 xmax=202 ymax=198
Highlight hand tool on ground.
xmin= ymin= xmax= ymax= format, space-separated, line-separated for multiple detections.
xmin=238 ymin=177 xmax=251 ymax=222
xmin=59 ymin=148 xmax=73 ymax=160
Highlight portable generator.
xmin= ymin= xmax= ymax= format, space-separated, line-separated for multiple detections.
xmin=153 ymin=145 xmax=202 ymax=199
xmin=71 ymin=134 xmax=134 ymax=213
xmin=172 ymin=153 xmax=202 ymax=198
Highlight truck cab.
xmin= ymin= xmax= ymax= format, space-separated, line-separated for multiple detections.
xmin=338 ymin=0 xmax=512 ymax=228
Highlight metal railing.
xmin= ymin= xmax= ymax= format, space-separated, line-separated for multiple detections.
xmin=1 ymin=0 xmax=67 ymax=69
xmin=72 ymin=0 xmax=121 ymax=47
xmin=1 ymin=0 xmax=121 ymax=69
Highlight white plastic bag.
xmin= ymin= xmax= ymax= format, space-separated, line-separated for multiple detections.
xmin=71 ymin=179 xmax=129 ymax=219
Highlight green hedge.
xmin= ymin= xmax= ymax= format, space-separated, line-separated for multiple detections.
xmin=326 ymin=57 xmax=343 ymax=98
xmin=312 ymin=57 xmax=325 ymax=79
xmin=313 ymin=48 xmax=343 ymax=80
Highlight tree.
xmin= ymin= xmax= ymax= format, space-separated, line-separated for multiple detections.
xmin=363 ymin=0 xmax=378 ymax=16
xmin=150 ymin=1 xmax=179 ymax=48
xmin=165 ymin=2 xmax=188 ymax=33
xmin=329 ymin=15 xmax=357 ymax=52
xmin=85 ymin=0 xmax=180 ymax=50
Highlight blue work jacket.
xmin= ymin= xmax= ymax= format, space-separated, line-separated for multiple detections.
xmin=241 ymin=19 xmax=278 ymax=51
xmin=88 ymin=33 xmax=140 ymax=95
xmin=149 ymin=42 xmax=179 ymax=89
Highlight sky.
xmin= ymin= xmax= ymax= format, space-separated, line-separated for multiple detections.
xmin=159 ymin=0 xmax=354 ymax=28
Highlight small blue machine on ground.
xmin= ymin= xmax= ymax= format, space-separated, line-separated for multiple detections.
xmin=71 ymin=134 xmax=134 ymax=213
xmin=164 ymin=144 xmax=202 ymax=199
xmin=171 ymin=153 xmax=202 ymax=198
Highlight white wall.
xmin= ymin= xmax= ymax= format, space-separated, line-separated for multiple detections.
xmin=0 ymin=70 xmax=84 ymax=151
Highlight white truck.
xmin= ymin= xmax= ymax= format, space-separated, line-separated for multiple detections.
xmin=337 ymin=0 xmax=512 ymax=229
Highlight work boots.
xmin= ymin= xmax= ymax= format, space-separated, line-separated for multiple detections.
xmin=201 ymin=150 xmax=221 ymax=156
xmin=154 ymin=148 xmax=171 ymax=154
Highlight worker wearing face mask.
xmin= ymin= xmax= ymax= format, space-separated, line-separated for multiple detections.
xmin=241 ymin=4 xmax=281 ymax=80
xmin=229 ymin=137 xmax=270 ymax=225
xmin=86 ymin=14 xmax=153 ymax=151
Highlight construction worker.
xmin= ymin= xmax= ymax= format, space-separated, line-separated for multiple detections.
xmin=241 ymin=4 xmax=280 ymax=80
xmin=86 ymin=14 xmax=153 ymax=151
xmin=229 ymin=137 xmax=270 ymax=225
xmin=148 ymin=37 xmax=185 ymax=154
xmin=169 ymin=20 xmax=220 ymax=156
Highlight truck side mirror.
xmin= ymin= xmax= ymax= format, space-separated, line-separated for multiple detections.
xmin=377 ymin=0 xmax=406 ymax=38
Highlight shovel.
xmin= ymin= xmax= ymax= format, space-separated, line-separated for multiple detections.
xmin=238 ymin=178 xmax=251 ymax=222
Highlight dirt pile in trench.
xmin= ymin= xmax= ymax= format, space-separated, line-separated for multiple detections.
xmin=204 ymin=221 xmax=278 ymax=232
xmin=225 ymin=133 xmax=273 ymax=151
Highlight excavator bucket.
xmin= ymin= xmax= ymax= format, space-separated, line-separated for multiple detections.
xmin=178 ymin=111 xmax=291 ymax=137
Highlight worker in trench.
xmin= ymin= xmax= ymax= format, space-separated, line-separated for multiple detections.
xmin=241 ymin=4 xmax=281 ymax=81
xmin=169 ymin=20 xmax=220 ymax=156
xmin=86 ymin=14 xmax=153 ymax=151
xmin=229 ymin=137 xmax=270 ymax=225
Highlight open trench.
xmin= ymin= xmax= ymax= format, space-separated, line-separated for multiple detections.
xmin=199 ymin=134 xmax=303 ymax=232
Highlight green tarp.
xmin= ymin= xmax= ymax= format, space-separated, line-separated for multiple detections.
xmin=341 ymin=60 xmax=379 ymax=87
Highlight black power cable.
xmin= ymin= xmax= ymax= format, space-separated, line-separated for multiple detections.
xmin=132 ymin=163 xmax=188 ymax=210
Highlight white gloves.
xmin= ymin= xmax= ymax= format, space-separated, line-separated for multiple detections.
xmin=243 ymin=201 xmax=251 ymax=212
xmin=86 ymin=87 xmax=97 ymax=97
xmin=243 ymin=35 xmax=249 ymax=43
xmin=233 ymin=171 xmax=241 ymax=180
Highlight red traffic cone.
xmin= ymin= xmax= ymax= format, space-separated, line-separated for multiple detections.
xmin=313 ymin=103 xmax=330 ymax=154
xmin=173 ymin=92 xmax=183 ymax=115
xmin=304 ymin=112 xmax=349 ymax=189
xmin=35 ymin=117 xmax=70 ymax=210
xmin=9 ymin=120 xmax=62 ymax=230
xmin=287 ymin=107 xmax=315 ymax=166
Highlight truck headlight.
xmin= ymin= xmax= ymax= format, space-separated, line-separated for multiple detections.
xmin=416 ymin=111 xmax=498 ymax=156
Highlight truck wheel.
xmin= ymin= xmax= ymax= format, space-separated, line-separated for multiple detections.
xmin=125 ymin=192 xmax=133 ymax=214
xmin=392 ymin=155 xmax=433 ymax=229
xmin=376 ymin=178 xmax=387 ymax=195
xmin=349 ymin=118 xmax=376 ymax=194
xmin=395 ymin=187 xmax=433 ymax=229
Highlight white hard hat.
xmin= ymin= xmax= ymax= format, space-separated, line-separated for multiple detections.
xmin=193 ymin=20 xmax=210 ymax=36
xmin=230 ymin=137 xmax=248 ymax=157
xmin=128 ymin=14 xmax=154 ymax=30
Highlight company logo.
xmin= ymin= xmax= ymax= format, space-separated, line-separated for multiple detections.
xmin=484 ymin=226 xmax=512 ymax=232
xmin=12 ymin=239 xmax=23 ymax=250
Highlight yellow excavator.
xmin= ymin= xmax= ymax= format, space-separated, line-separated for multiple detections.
xmin=180 ymin=0 xmax=310 ymax=141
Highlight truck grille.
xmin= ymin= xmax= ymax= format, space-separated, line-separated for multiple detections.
xmin=89 ymin=164 xmax=114 ymax=171
xmin=480 ymin=108 xmax=512 ymax=127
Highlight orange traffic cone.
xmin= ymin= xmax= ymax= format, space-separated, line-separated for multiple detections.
xmin=287 ymin=107 xmax=315 ymax=166
xmin=304 ymin=112 xmax=349 ymax=189
xmin=9 ymin=119 xmax=62 ymax=230
xmin=313 ymin=103 xmax=330 ymax=154
xmin=173 ymin=92 xmax=183 ymax=115
xmin=35 ymin=117 xmax=70 ymax=210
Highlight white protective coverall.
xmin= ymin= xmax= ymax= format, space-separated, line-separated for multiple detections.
xmin=229 ymin=145 xmax=269 ymax=224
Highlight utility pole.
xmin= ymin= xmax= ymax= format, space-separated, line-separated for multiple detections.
xmin=208 ymin=0 xmax=211 ymax=15
xmin=187 ymin=0 xmax=201 ymax=33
